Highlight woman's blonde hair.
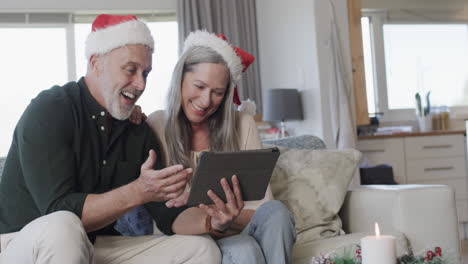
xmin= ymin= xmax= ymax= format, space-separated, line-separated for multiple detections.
xmin=164 ymin=46 xmax=240 ymax=168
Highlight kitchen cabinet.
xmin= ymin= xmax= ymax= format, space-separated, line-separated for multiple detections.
xmin=357 ymin=133 xmax=468 ymax=239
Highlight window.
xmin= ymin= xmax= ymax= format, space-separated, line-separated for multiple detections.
xmin=0 ymin=27 xmax=69 ymax=157
xmin=135 ymin=22 xmax=179 ymax=113
xmin=361 ymin=16 xmax=376 ymax=115
xmin=0 ymin=13 xmax=178 ymax=157
xmin=361 ymin=12 xmax=468 ymax=121
xmin=384 ymin=24 xmax=468 ymax=109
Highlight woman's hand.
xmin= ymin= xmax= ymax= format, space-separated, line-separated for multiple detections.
xmin=166 ymin=191 xmax=190 ymax=208
xmin=129 ymin=105 xmax=147 ymax=125
xmin=199 ymin=175 xmax=244 ymax=232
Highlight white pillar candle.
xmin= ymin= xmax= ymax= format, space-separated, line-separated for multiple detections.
xmin=361 ymin=223 xmax=396 ymax=264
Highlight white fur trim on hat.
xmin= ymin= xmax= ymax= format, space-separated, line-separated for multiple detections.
xmin=85 ymin=19 xmax=154 ymax=60
xmin=183 ymin=30 xmax=243 ymax=82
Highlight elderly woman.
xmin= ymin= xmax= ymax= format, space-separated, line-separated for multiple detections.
xmin=146 ymin=30 xmax=296 ymax=264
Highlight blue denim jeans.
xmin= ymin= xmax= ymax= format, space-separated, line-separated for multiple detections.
xmin=216 ymin=200 xmax=296 ymax=264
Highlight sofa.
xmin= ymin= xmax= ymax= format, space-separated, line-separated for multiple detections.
xmin=264 ymin=135 xmax=461 ymax=264
xmin=0 ymin=135 xmax=461 ymax=264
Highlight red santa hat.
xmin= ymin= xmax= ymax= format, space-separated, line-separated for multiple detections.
xmin=183 ymin=30 xmax=255 ymax=105
xmin=85 ymin=14 xmax=154 ymax=60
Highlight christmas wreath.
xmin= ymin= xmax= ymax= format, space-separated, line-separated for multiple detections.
xmin=310 ymin=245 xmax=456 ymax=264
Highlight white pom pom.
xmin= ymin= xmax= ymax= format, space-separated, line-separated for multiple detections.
xmin=238 ymin=99 xmax=257 ymax=116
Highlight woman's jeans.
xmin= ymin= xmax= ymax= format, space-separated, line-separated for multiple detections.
xmin=216 ymin=200 xmax=296 ymax=264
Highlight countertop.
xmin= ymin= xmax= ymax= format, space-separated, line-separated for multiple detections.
xmin=358 ymin=129 xmax=466 ymax=140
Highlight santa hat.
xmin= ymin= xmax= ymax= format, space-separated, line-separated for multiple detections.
xmin=183 ymin=30 xmax=255 ymax=105
xmin=85 ymin=14 xmax=154 ymax=60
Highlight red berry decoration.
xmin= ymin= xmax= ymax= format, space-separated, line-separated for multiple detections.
xmin=355 ymin=248 xmax=362 ymax=260
xmin=435 ymin=246 xmax=442 ymax=256
xmin=426 ymin=250 xmax=435 ymax=260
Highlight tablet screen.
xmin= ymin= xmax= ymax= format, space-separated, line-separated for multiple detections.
xmin=187 ymin=147 xmax=280 ymax=206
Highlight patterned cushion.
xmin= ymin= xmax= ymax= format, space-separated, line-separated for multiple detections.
xmin=263 ymin=135 xmax=326 ymax=150
xmin=269 ymin=147 xmax=361 ymax=245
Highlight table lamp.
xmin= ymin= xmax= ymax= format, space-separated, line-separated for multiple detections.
xmin=263 ymin=88 xmax=303 ymax=138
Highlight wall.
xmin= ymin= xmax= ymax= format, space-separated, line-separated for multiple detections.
xmin=362 ymin=0 xmax=468 ymax=23
xmin=256 ymin=0 xmax=353 ymax=148
xmin=362 ymin=0 xmax=468 ymax=10
xmin=0 ymin=0 xmax=175 ymax=11
xmin=256 ymin=0 xmax=325 ymax=142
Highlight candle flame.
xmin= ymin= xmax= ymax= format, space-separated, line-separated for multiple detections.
xmin=375 ymin=222 xmax=380 ymax=237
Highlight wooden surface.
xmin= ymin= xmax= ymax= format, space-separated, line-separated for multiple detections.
xmin=358 ymin=130 xmax=465 ymax=140
xmin=347 ymin=0 xmax=370 ymax=125
xmin=462 ymin=239 xmax=468 ymax=264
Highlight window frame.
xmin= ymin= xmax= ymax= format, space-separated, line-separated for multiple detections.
xmin=362 ymin=10 xmax=468 ymax=122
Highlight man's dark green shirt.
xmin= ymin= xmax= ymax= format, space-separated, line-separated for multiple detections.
xmin=0 ymin=78 xmax=185 ymax=237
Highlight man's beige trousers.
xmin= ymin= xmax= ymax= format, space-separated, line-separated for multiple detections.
xmin=0 ymin=211 xmax=221 ymax=264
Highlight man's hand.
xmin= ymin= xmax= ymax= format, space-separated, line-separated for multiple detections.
xmin=129 ymin=105 xmax=147 ymax=125
xmin=199 ymin=175 xmax=244 ymax=232
xmin=135 ymin=150 xmax=192 ymax=203
xmin=81 ymin=149 xmax=191 ymax=232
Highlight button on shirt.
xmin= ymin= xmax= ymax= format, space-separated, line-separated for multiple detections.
xmin=0 ymin=78 xmax=186 ymax=239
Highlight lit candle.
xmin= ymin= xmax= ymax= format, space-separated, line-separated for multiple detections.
xmin=361 ymin=222 xmax=396 ymax=264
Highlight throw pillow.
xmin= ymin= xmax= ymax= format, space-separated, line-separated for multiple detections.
xmin=269 ymin=147 xmax=361 ymax=245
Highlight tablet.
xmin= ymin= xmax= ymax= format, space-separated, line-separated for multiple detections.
xmin=187 ymin=147 xmax=280 ymax=206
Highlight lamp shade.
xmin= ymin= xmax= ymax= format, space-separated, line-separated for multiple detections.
xmin=263 ymin=89 xmax=303 ymax=121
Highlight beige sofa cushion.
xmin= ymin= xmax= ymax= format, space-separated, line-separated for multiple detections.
xmin=269 ymin=147 xmax=361 ymax=244
xmin=293 ymin=231 xmax=410 ymax=264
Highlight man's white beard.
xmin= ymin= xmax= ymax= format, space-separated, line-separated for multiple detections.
xmin=104 ymin=88 xmax=134 ymax=120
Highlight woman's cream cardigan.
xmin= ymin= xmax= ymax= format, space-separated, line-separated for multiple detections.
xmin=146 ymin=110 xmax=273 ymax=210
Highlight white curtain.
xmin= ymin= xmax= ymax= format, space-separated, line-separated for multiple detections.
xmin=326 ymin=0 xmax=357 ymax=150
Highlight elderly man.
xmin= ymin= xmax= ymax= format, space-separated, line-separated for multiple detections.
xmin=0 ymin=14 xmax=220 ymax=264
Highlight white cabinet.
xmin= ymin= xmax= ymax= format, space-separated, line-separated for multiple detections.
xmin=357 ymin=134 xmax=468 ymax=232
xmin=404 ymin=135 xmax=465 ymax=159
xmin=357 ymin=138 xmax=406 ymax=184
xmin=406 ymin=157 xmax=466 ymax=182
xmin=405 ymin=135 xmax=468 ymax=225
